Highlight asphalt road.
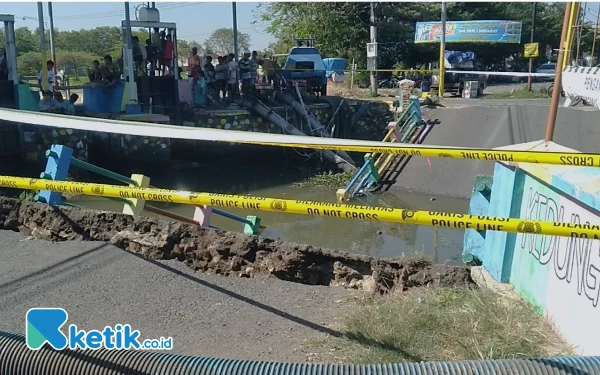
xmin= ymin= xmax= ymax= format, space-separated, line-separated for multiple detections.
xmin=391 ymin=97 xmax=598 ymax=198
xmin=0 ymin=231 xmax=351 ymax=362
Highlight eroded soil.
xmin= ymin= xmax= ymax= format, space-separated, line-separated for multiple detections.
xmin=0 ymin=197 xmax=474 ymax=293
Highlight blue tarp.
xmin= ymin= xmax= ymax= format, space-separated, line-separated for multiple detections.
xmin=323 ymin=58 xmax=346 ymax=78
xmin=444 ymin=51 xmax=476 ymax=65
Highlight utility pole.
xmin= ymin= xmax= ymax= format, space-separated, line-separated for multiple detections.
xmin=563 ymin=2 xmax=580 ymax=67
xmin=37 ymin=2 xmax=48 ymax=92
xmin=591 ymin=4 xmax=600 ymax=64
xmin=575 ymin=2 xmax=586 ymax=64
xmin=370 ymin=2 xmax=378 ymax=95
xmin=527 ymin=2 xmax=537 ymax=91
xmin=232 ymin=2 xmax=239 ymax=61
xmin=124 ymin=2 xmax=136 ymax=104
xmin=438 ymin=2 xmax=447 ymax=98
xmin=48 ymin=2 xmax=57 ymax=87
xmin=545 ymin=2 xmax=572 ymax=142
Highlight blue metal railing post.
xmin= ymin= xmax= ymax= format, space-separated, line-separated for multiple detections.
xmin=36 ymin=145 xmax=73 ymax=205
xmin=345 ymin=161 xmax=370 ymax=192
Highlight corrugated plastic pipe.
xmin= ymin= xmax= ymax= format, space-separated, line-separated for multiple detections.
xmin=2 ymin=330 xmax=600 ymax=375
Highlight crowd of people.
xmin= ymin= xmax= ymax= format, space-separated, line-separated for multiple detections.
xmin=46 ymin=26 xmax=285 ymax=110
xmin=133 ymin=28 xmax=176 ymax=76
xmin=83 ymin=28 xmax=178 ymax=85
xmin=35 ymin=59 xmax=80 ymax=113
xmin=38 ymin=90 xmax=79 ymax=114
xmin=86 ymin=55 xmax=121 ymax=86
xmin=187 ymin=49 xmax=280 ymax=108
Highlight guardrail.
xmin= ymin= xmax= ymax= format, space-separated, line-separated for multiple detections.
xmin=336 ymin=96 xmax=423 ymax=202
xmin=34 ymin=144 xmax=264 ymax=235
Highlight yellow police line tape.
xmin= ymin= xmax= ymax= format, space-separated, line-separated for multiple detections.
xmin=1 ymin=109 xmax=599 ymax=168
xmin=2 ymin=176 xmax=599 ymax=239
xmin=251 ymin=142 xmax=600 ymax=167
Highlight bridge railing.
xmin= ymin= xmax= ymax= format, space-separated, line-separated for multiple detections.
xmin=336 ymin=96 xmax=424 ymax=203
xmin=34 ymin=144 xmax=264 ymax=235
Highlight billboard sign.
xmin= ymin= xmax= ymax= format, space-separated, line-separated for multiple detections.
xmin=414 ymin=20 xmax=522 ymax=44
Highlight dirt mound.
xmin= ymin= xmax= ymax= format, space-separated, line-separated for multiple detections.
xmin=0 ymin=197 xmax=473 ymax=293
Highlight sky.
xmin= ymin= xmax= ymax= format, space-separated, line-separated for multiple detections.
xmin=3 ymin=1 xmax=276 ymax=50
xmin=4 ymin=2 xmax=600 ymax=51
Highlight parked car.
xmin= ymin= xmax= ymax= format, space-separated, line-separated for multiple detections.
xmin=535 ymin=63 xmax=556 ymax=82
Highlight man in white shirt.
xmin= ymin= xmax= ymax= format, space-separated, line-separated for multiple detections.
xmin=227 ymin=53 xmax=238 ymax=100
xmin=38 ymin=60 xmax=56 ymax=93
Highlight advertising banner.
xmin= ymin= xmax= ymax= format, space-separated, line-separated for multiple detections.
xmin=414 ymin=20 xmax=522 ymax=44
xmin=562 ymin=66 xmax=600 ymax=111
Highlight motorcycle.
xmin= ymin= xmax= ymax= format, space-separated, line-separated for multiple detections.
xmin=546 ymin=83 xmax=565 ymax=98
xmin=547 ymin=83 xmax=586 ymax=106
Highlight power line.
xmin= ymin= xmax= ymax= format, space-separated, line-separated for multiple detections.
xmin=17 ymin=2 xmax=199 ymax=23
xmin=178 ymin=23 xmax=270 ymax=40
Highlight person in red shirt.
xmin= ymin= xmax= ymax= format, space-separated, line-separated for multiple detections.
xmin=163 ymin=34 xmax=174 ymax=75
xmin=188 ymin=47 xmax=201 ymax=78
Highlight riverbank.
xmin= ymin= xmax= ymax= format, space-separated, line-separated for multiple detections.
xmin=0 ymin=197 xmax=471 ymax=292
xmin=0 ymin=198 xmax=570 ymax=362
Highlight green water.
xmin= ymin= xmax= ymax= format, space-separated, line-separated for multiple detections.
xmin=71 ymin=182 xmax=468 ymax=264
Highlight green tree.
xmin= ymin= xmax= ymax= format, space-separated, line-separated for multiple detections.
xmin=259 ymin=2 xmax=439 ymax=70
xmin=17 ymin=51 xmax=42 ymax=76
xmin=258 ymin=2 xmax=570 ymax=71
xmin=205 ymin=28 xmax=251 ymax=55
xmin=55 ymin=50 xmax=96 ymax=78
xmin=15 ymin=27 xmax=38 ymax=55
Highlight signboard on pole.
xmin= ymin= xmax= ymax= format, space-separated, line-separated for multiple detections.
xmin=414 ymin=20 xmax=522 ymax=44
xmin=367 ymin=42 xmax=377 ymax=58
xmin=524 ymin=42 xmax=540 ymax=58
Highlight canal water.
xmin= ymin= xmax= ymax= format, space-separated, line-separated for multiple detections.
xmin=71 ymin=180 xmax=468 ymax=264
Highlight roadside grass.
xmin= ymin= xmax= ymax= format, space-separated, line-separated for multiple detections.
xmin=483 ymin=87 xmax=549 ymax=100
xmin=327 ymin=85 xmax=397 ymax=100
xmin=295 ymin=171 xmax=354 ymax=189
xmin=305 ymin=286 xmax=571 ymax=364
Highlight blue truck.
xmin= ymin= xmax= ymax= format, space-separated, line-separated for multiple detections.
xmin=279 ymin=38 xmax=328 ymax=96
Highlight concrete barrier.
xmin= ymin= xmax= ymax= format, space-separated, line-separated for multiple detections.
xmin=464 ymin=140 xmax=600 ymax=356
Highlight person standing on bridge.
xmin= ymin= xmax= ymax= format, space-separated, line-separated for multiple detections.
xmin=227 ymin=53 xmax=238 ymax=101
xmin=249 ymin=51 xmax=259 ymax=92
xmin=260 ymin=55 xmax=275 ymax=86
xmin=239 ymin=51 xmax=251 ymax=95
xmin=151 ymin=28 xmax=161 ymax=74
xmin=215 ymin=55 xmax=228 ymax=101
xmin=188 ymin=47 xmax=201 ymax=78
xmin=163 ymin=34 xmax=174 ymax=76
xmin=192 ymin=70 xmax=206 ymax=108
xmin=204 ymin=56 xmax=216 ymax=103
xmin=38 ymin=60 xmax=56 ymax=93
